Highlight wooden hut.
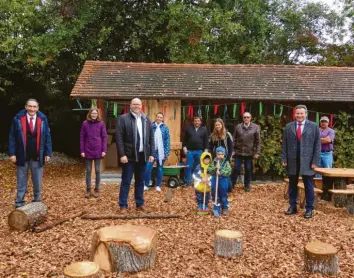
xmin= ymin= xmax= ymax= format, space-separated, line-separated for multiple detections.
xmin=70 ymin=61 xmax=354 ymax=170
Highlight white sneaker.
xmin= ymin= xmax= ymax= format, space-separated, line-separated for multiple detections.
xmin=144 ymin=186 xmax=149 ymax=191
xmin=155 ymin=186 xmax=161 ymax=192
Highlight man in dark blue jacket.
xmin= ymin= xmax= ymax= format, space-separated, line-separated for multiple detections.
xmin=8 ymin=99 xmax=52 ymax=208
xmin=183 ymin=116 xmax=209 ymax=186
xmin=116 ymin=98 xmax=154 ymax=212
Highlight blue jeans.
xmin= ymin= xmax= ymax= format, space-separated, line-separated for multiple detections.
xmin=144 ymin=159 xmax=165 ymax=187
xmin=232 ymin=155 xmax=253 ymax=188
xmin=195 ymin=190 xmax=210 ymax=209
xmin=119 ymin=153 xmax=146 ymax=208
xmin=85 ymin=159 xmax=101 ymax=189
xmin=289 ymin=175 xmax=315 ymax=211
xmin=185 ymin=150 xmax=203 ymax=185
xmin=16 ymin=160 xmax=43 ymax=207
xmin=316 ymin=151 xmax=333 ymax=178
xmin=211 ymin=176 xmax=229 ymax=209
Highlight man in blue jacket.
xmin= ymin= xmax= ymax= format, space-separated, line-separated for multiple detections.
xmin=8 ymin=99 xmax=52 ymax=208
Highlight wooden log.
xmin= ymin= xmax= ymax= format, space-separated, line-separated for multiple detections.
xmin=33 ymin=211 xmax=87 ymax=233
xmin=214 ymin=230 xmax=243 ymax=257
xmin=304 ymin=241 xmax=339 ymax=276
xmin=8 ymin=202 xmax=47 ymax=232
xmin=82 ymin=213 xmax=181 ymax=220
xmin=90 ymin=224 xmax=157 ymax=273
xmin=63 ymin=261 xmax=102 ymax=278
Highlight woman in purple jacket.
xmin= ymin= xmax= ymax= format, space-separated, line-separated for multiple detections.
xmin=80 ymin=108 xmax=107 ymax=198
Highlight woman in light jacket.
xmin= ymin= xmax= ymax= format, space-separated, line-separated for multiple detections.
xmin=144 ymin=112 xmax=170 ymax=192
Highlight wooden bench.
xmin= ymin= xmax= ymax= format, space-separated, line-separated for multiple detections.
xmin=298 ymin=183 xmax=323 ymax=209
xmin=328 ymin=189 xmax=354 ymax=215
xmin=283 ymin=178 xmax=322 ymax=200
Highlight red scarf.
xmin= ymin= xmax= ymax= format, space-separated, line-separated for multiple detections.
xmin=20 ymin=116 xmax=42 ymax=152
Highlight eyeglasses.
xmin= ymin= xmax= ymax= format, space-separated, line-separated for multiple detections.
xmin=243 ymin=116 xmax=250 ymax=119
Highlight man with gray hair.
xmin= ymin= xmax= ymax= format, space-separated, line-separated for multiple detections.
xmin=8 ymin=99 xmax=52 ymax=208
xmin=281 ymin=104 xmax=321 ymax=219
xmin=116 ymin=98 xmax=154 ymax=212
xmin=231 ymin=112 xmax=261 ymax=192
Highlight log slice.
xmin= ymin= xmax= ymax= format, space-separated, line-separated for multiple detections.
xmin=304 ymin=241 xmax=339 ymax=275
xmin=214 ymin=230 xmax=243 ymax=257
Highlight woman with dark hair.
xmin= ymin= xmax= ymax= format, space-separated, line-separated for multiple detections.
xmin=209 ymin=118 xmax=233 ymax=162
xmin=144 ymin=112 xmax=170 ymax=192
xmin=80 ymin=108 xmax=107 ymax=198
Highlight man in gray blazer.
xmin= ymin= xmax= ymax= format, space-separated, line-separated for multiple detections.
xmin=281 ymin=105 xmax=321 ymax=219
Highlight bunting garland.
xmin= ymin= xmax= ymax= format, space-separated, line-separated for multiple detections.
xmin=279 ymin=105 xmax=283 ymax=117
xmin=233 ymin=104 xmax=238 ymax=118
xmin=259 ymin=102 xmax=263 ymax=116
xmin=241 ymin=102 xmax=245 ymax=115
xmin=79 ymin=99 xmax=350 ymax=128
xmin=214 ymin=104 xmax=219 ymax=115
xmin=223 ymin=105 xmax=228 ymax=120
xmin=205 ymin=105 xmax=210 ymax=120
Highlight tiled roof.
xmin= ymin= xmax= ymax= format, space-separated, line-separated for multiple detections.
xmin=70 ymin=61 xmax=354 ymax=102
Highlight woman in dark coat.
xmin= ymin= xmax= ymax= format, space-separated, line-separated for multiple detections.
xmin=80 ymin=108 xmax=107 ymax=198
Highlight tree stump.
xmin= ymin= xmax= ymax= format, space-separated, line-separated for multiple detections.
xmin=304 ymin=241 xmax=339 ymax=276
xmin=63 ymin=261 xmax=102 ymax=278
xmin=333 ymin=178 xmax=347 ymax=207
xmin=90 ymin=224 xmax=157 ymax=273
xmin=8 ymin=202 xmax=48 ymax=232
xmin=214 ymin=230 xmax=243 ymax=257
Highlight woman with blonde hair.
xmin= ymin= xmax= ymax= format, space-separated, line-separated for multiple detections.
xmin=209 ymin=118 xmax=233 ymax=162
xmin=80 ymin=108 xmax=107 ymax=198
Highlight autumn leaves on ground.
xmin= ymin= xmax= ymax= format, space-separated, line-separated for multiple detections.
xmin=0 ymin=160 xmax=353 ymax=278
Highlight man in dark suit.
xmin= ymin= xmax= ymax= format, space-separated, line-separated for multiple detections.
xmin=116 ymin=98 xmax=154 ymax=212
xmin=281 ymin=104 xmax=321 ymax=219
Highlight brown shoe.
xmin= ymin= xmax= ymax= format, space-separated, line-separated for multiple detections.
xmin=136 ymin=206 xmax=145 ymax=212
xmin=119 ymin=207 xmax=128 ymax=214
xmin=93 ymin=188 xmax=100 ymax=198
xmin=85 ymin=188 xmax=91 ymax=198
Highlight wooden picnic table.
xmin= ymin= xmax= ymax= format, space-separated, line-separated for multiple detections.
xmin=314 ymin=168 xmax=354 ymax=207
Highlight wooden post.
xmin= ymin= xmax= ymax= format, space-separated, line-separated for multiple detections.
xmin=90 ymin=224 xmax=157 ymax=273
xmin=63 ymin=261 xmax=102 ymax=278
xmin=8 ymin=202 xmax=48 ymax=232
xmin=214 ymin=230 xmax=243 ymax=257
xmin=304 ymin=241 xmax=339 ymax=276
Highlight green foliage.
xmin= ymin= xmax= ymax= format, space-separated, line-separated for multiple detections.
xmin=254 ymin=115 xmax=286 ymax=176
xmin=333 ymin=112 xmax=354 ymax=168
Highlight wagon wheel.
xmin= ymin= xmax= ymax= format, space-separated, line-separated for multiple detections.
xmin=167 ymin=177 xmax=179 ymax=188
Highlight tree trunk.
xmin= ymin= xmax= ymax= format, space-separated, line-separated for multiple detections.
xmin=304 ymin=241 xmax=339 ymax=276
xmin=63 ymin=261 xmax=102 ymax=278
xmin=8 ymin=202 xmax=47 ymax=232
xmin=214 ymin=230 xmax=243 ymax=257
xmin=90 ymin=225 xmax=157 ymax=273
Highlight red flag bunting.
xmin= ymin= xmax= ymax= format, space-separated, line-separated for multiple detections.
xmin=292 ymin=108 xmax=296 ymax=121
xmin=241 ymin=102 xmax=245 ymax=115
xmin=214 ymin=105 xmax=219 ymax=115
xmin=329 ymin=114 xmax=334 ymax=127
xmin=142 ymin=104 xmax=145 ymax=113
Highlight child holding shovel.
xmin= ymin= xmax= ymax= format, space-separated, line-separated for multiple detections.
xmin=193 ymin=152 xmax=212 ymax=215
xmin=208 ymin=146 xmax=232 ymax=216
